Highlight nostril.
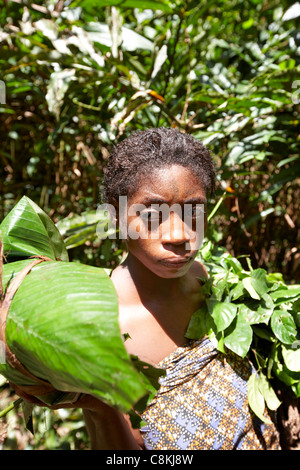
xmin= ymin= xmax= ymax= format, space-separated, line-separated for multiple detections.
xmin=161 ymin=228 xmax=190 ymax=244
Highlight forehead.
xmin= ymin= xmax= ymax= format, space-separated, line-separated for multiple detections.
xmin=131 ymin=164 xmax=206 ymax=204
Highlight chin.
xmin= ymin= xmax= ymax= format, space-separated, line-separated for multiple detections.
xmin=156 ymin=265 xmax=192 ymax=279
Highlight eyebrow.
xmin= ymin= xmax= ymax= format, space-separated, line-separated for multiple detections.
xmin=183 ymin=197 xmax=207 ymax=205
xmin=140 ymin=195 xmax=207 ymax=207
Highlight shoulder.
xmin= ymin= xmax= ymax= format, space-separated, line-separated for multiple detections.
xmin=189 ymin=259 xmax=208 ymax=284
xmin=110 ymin=263 xmax=138 ymax=306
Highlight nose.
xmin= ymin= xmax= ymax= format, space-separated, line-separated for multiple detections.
xmin=161 ymin=212 xmax=191 ymax=246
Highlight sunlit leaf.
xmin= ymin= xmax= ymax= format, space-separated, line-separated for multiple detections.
xmin=281 ymin=344 xmax=300 ymax=372
xmin=1 ymin=260 xmax=146 ymax=412
xmin=223 ymin=311 xmax=253 ymax=358
xmin=270 ymin=310 xmax=297 ymax=344
xmin=0 ymin=196 xmax=68 ymax=262
xmin=210 ymin=301 xmax=237 ymax=333
xmin=76 ymin=0 xmax=172 ymax=13
xmin=258 ymin=372 xmax=281 ymax=411
xmin=243 ymin=277 xmax=261 ymax=300
xmin=185 ymin=306 xmax=213 ymax=340
xmin=247 ymin=373 xmax=272 ymax=424
xmin=250 ymin=269 xmax=271 ymax=296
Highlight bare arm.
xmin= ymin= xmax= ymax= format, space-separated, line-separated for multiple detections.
xmin=78 ymin=395 xmax=142 ymax=450
xmin=17 ymin=390 xmax=143 ymax=450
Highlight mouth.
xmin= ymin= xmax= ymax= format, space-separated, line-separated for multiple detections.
xmin=158 ymin=256 xmax=193 ymax=268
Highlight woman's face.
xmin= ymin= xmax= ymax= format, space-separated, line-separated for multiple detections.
xmin=121 ymin=164 xmax=207 ymax=278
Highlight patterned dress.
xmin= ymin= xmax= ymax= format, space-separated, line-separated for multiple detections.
xmin=141 ymin=337 xmax=281 ymax=450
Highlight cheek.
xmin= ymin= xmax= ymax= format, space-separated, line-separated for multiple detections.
xmin=127 ymin=238 xmax=169 ymax=276
xmin=126 ymin=217 xmax=149 ymax=240
xmin=126 ymin=237 xmax=158 ymax=258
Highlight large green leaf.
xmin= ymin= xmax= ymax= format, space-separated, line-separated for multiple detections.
xmin=247 ymin=373 xmax=272 ymax=425
xmin=56 ymin=209 xmax=114 ymax=250
xmin=0 ymin=196 xmax=68 ymax=262
xmin=258 ymin=372 xmax=281 ymax=411
xmin=223 ymin=311 xmax=253 ymax=358
xmin=270 ymin=310 xmax=297 ymax=345
xmin=250 ymin=269 xmax=271 ymax=297
xmin=185 ymin=306 xmax=213 ymax=340
xmin=0 ymin=260 xmax=146 ymax=412
xmin=281 ymin=344 xmax=300 ymax=373
xmin=75 ymin=0 xmax=172 ymax=13
xmin=209 ymin=301 xmax=237 ymax=333
xmin=270 ymin=286 xmax=300 ymax=304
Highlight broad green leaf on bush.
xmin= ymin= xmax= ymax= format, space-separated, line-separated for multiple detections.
xmin=242 ymin=277 xmax=261 ymax=300
xmin=251 ymin=325 xmax=275 ymax=342
xmin=223 ymin=311 xmax=253 ymax=358
xmin=239 ymin=295 xmax=274 ymax=326
xmin=281 ymin=344 xmax=300 ymax=373
xmin=46 ymin=69 xmax=76 ymax=119
xmin=229 ymin=281 xmax=245 ymax=301
xmin=270 ymin=286 xmax=300 ymax=304
xmin=1 ymin=260 xmax=146 ymax=412
xmin=210 ymin=301 xmax=237 ymax=333
xmin=56 ymin=210 xmax=104 ymax=236
xmin=292 ymin=382 xmax=300 ymax=398
xmin=258 ymin=372 xmax=281 ymax=411
xmin=56 ymin=209 xmax=113 ymax=249
xmin=247 ymin=373 xmax=272 ymax=424
xmin=222 ymin=255 xmax=243 ymax=274
xmin=250 ymin=269 xmax=271 ymax=296
xmin=0 ymin=196 xmax=68 ymax=262
xmin=270 ymin=310 xmax=297 ymax=344
xmin=85 ymin=22 xmax=154 ymax=52
xmin=185 ymin=306 xmax=213 ymax=340
xmin=293 ymin=304 xmax=300 ymax=327
xmin=266 ymin=272 xmax=285 ymax=284
xmin=255 ymin=293 xmax=275 ymax=324
xmin=272 ymin=346 xmax=300 ymax=387
xmin=74 ymin=0 xmax=172 ymax=13
xmin=239 ymin=303 xmax=261 ymax=325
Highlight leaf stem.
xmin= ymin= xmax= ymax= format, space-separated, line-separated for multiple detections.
xmin=0 ymin=398 xmax=23 ymax=418
xmin=207 ymin=191 xmax=227 ymax=222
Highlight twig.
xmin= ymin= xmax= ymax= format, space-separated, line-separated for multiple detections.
xmin=0 ymin=398 xmax=23 ymax=418
xmin=207 ymin=192 xmax=227 ymax=222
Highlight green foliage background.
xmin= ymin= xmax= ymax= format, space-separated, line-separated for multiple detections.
xmin=0 ymin=0 xmax=299 ymax=449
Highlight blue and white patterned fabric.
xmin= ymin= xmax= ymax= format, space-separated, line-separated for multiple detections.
xmin=141 ymin=337 xmax=280 ymax=450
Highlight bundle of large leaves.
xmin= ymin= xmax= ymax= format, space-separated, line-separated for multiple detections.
xmin=188 ymin=241 xmax=300 ymax=423
xmin=0 ymin=196 xmax=157 ymax=414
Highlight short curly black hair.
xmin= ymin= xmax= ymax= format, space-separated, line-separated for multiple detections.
xmin=103 ymin=127 xmax=215 ymax=205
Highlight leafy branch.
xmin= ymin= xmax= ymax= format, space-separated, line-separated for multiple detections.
xmin=188 ymin=240 xmax=300 ymax=423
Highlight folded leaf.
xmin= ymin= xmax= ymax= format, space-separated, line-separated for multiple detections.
xmin=223 ymin=310 xmax=253 ymax=358
xmin=258 ymin=372 xmax=281 ymax=411
xmin=247 ymin=373 xmax=272 ymax=425
xmin=281 ymin=344 xmax=300 ymax=373
xmin=1 ymin=260 xmax=146 ymax=412
xmin=0 ymin=196 xmax=68 ymax=262
xmin=210 ymin=301 xmax=237 ymax=333
xmin=270 ymin=310 xmax=297 ymax=344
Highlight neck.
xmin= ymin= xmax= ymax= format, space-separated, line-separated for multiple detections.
xmin=124 ymin=252 xmax=185 ymax=301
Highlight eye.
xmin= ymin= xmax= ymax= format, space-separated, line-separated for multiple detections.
xmin=139 ymin=209 xmax=161 ymax=222
xmin=184 ymin=204 xmax=206 ymax=219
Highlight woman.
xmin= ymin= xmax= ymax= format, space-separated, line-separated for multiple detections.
xmin=82 ymin=128 xmax=280 ymax=450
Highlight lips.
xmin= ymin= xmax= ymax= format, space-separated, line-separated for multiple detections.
xmin=159 ymin=256 xmax=193 ymax=267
